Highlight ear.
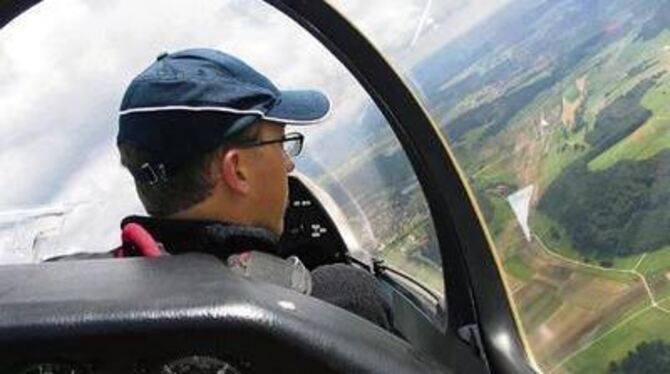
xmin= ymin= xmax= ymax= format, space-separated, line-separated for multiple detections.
xmin=219 ymin=149 xmax=250 ymax=195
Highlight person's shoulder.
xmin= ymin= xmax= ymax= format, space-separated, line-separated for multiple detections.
xmin=311 ymin=263 xmax=377 ymax=288
xmin=310 ymin=263 xmax=392 ymax=330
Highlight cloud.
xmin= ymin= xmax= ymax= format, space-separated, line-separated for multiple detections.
xmin=329 ymin=0 xmax=514 ymax=65
xmin=330 ymin=0 xmax=425 ymax=53
xmin=407 ymin=0 xmax=514 ymax=63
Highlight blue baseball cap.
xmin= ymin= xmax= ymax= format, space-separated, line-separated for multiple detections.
xmin=117 ymin=48 xmax=330 ymax=172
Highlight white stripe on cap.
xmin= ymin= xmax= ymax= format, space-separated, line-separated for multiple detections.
xmin=119 ymin=105 xmax=264 ymax=116
xmin=118 ymin=100 xmax=332 ymax=125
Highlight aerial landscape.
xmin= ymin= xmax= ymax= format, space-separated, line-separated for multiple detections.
xmin=313 ymin=0 xmax=670 ymax=372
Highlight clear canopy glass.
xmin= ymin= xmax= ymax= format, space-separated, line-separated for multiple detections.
xmin=331 ymin=0 xmax=670 ymax=372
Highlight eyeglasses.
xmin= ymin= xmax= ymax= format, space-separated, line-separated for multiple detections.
xmin=237 ymin=132 xmax=305 ymax=157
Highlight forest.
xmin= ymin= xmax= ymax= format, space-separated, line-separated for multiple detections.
xmin=585 ymin=74 xmax=662 ymax=154
xmin=608 ymin=340 xmax=670 ymax=373
xmin=538 ymin=151 xmax=670 ymax=258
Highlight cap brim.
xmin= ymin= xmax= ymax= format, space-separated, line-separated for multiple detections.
xmin=263 ymin=90 xmax=331 ymax=125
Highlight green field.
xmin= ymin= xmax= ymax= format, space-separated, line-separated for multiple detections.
xmin=539 ymin=128 xmax=589 ymax=189
xmin=486 ymin=195 xmax=515 ymax=237
xmin=637 ymin=246 xmax=670 ymax=277
xmin=563 ymin=307 xmax=670 ymax=374
xmin=473 ymin=161 xmax=517 ymax=187
xmin=589 ymin=294 xmax=654 ymax=339
xmin=641 ymin=78 xmax=670 ymax=117
xmin=563 ymin=82 xmax=580 ymax=103
xmin=587 ymin=56 xmax=670 ymax=171
xmin=589 ymin=117 xmax=670 ymax=170
xmin=654 ymin=285 xmax=670 ymax=305
xmin=504 ymin=254 xmax=535 ymax=281
xmin=575 ymin=31 xmax=669 ymax=139
xmin=576 ymin=266 xmax=639 ymax=284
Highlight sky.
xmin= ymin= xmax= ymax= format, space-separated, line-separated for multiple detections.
xmin=332 ymin=0 xmax=512 ymax=65
xmin=0 ymin=0 xmax=512 ymax=261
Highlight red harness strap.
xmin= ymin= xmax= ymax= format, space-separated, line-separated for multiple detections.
xmin=114 ymin=222 xmax=163 ymax=258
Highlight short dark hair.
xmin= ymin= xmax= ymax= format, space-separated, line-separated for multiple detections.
xmin=119 ymin=124 xmax=259 ymax=217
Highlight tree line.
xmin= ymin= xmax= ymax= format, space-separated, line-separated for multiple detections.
xmin=538 ymin=151 xmax=670 ymax=258
xmin=609 ymin=340 xmax=670 ymax=373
